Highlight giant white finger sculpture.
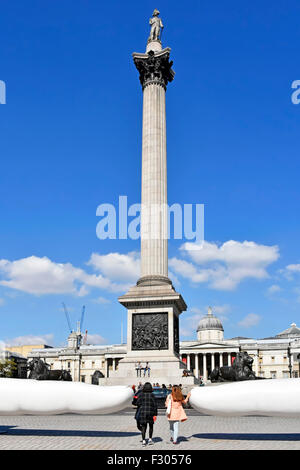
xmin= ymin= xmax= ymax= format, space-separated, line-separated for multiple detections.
xmin=0 ymin=379 xmax=133 ymax=416
xmin=190 ymin=379 xmax=300 ymax=417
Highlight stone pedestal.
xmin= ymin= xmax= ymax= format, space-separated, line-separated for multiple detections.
xmin=146 ymin=39 xmax=162 ymax=53
xmin=116 ymin=279 xmax=189 ymax=385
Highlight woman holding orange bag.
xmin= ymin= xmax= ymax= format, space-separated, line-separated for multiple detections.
xmin=136 ymin=382 xmax=158 ymax=447
xmin=165 ymin=385 xmax=191 ymax=445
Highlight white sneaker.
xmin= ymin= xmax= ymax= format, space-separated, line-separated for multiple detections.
xmin=142 ymin=440 xmax=146 ymax=447
xmin=148 ymin=439 xmax=154 ymax=445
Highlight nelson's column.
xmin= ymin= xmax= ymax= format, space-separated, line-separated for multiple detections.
xmin=113 ymin=11 xmax=195 ymax=385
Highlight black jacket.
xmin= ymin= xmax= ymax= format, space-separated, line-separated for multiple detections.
xmin=136 ymin=392 xmax=158 ymax=424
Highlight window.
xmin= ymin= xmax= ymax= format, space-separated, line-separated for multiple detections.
xmin=282 ymin=371 xmax=290 ymax=379
xmin=81 ymin=362 xmax=85 ymax=368
xmin=81 ymin=376 xmax=85 ymax=383
xmin=270 ymin=371 xmax=277 ymax=379
xmin=92 ymin=362 xmax=95 ymax=368
xmin=67 ymin=362 xmax=71 ymax=369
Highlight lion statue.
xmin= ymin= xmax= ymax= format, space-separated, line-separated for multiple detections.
xmin=28 ymin=358 xmax=72 ymax=381
xmin=210 ymin=351 xmax=260 ymax=382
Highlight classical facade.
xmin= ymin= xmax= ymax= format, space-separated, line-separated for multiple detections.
xmin=27 ymin=310 xmax=300 ymax=384
xmin=180 ymin=311 xmax=300 ymax=381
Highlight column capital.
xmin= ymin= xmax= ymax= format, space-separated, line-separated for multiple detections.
xmin=133 ymin=48 xmax=175 ymax=90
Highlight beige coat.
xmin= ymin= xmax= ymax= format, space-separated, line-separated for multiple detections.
xmin=165 ymin=394 xmax=190 ymax=422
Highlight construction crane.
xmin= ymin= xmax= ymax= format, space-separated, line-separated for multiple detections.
xmin=62 ymin=302 xmax=73 ymax=333
xmin=80 ymin=305 xmax=85 ymax=333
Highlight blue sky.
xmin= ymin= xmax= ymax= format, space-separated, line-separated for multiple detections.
xmin=0 ymin=0 xmax=300 ymax=348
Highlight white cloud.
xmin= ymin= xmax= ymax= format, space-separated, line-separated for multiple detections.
xmin=267 ymin=284 xmax=281 ymax=294
xmin=168 ymin=270 xmax=180 ymax=287
xmin=0 ymin=298 xmax=4 ymax=306
xmin=238 ymin=313 xmax=261 ymax=329
xmin=4 ymin=334 xmax=54 ymax=347
xmin=86 ymin=334 xmax=107 ymax=345
xmin=0 ymin=340 xmax=6 ymax=356
xmin=281 ymin=264 xmax=300 ymax=281
xmin=93 ymin=296 xmax=111 ymax=304
xmin=88 ymin=252 xmax=140 ymax=283
xmin=0 ymin=254 xmax=135 ymax=296
xmin=170 ymin=240 xmax=279 ymax=290
xmin=285 ymin=264 xmax=300 ymax=273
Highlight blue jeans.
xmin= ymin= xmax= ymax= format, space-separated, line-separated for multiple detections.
xmin=169 ymin=420 xmax=179 ymax=442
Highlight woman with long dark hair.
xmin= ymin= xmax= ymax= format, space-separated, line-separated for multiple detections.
xmin=165 ymin=385 xmax=191 ymax=445
xmin=135 ymin=382 xmax=157 ymax=447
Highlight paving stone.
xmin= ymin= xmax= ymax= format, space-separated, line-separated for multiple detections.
xmin=0 ymin=409 xmax=300 ymax=450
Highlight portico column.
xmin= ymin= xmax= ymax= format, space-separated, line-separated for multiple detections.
xmin=254 ymin=352 xmax=259 ymax=375
xmin=203 ymin=354 xmax=207 ymax=381
xmin=228 ymin=352 xmax=231 ymax=366
xmin=195 ymin=354 xmax=199 ymax=378
xmin=220 ymin=353 xmax=223 ymax=367
xmin=113 ymin=358 xmax=116 ymax=371
xmin=187 ymin=354 xmax=191 ymax=371
xmin=211 ymin=353 xmax=215 ymax=371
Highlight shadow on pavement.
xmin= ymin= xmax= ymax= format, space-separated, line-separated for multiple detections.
xmin=0 ymin=427 xmax=140 ymax=438
xmin=192 ymin=433 xmax=300 ymax=441
xmin=0 ymin=426 xmax=17 ymax=434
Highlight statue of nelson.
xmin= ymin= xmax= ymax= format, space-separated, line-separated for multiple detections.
xmin=148 ymin=9 xmax=164 ymax=42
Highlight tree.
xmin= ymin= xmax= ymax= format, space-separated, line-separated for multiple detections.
xmin=0 ymin=358 xmax=17 ymax=377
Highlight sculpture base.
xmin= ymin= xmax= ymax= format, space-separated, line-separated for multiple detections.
xmin=115 ymin=281 xmax=196 ymax=390
xmin=103 ymin=356 xmax=199 ymax=393
xmin=146 ymin=39 xmax=162 ymax=53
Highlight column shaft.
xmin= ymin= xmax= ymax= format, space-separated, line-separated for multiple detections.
xmin=187 ymin=354 xmax=191 ymax=371
xmin=203 ymin=354 xmax=207 ymax=381
xmin=195 ymin=354 xmax=199 ymax=378
xmin=211 ymin=353 xmax=215 ymax=371
xmin=141 ymin=83 xmax=168 ymax=279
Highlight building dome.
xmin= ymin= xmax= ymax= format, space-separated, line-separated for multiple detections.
xmin=197 ymin=307 xmax=224 ymax=342
xmin=276 ymin=323 xmax=300 ymax=339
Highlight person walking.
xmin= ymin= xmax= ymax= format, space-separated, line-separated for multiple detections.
xmin=135 ymin=382 xmax=157 ymax=447
xmin=165 ymin=385 xmax=191 ymax=445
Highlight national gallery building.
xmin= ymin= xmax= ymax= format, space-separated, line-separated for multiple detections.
xmin=25 ymin=309 xmax=300 ymax=384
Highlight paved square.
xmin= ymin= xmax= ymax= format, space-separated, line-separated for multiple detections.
xmin=1 ymin=409 xmax=300 ymax=450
